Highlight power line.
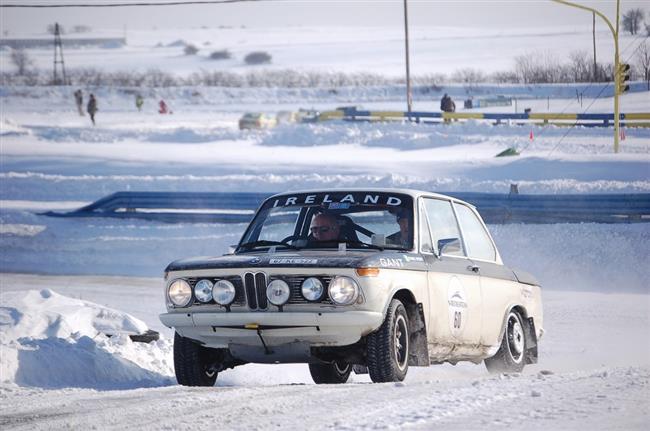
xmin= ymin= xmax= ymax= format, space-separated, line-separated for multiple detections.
xmin=519 ymin=32 xmax=650 ymax=155
xmin=1 ymin=0 xmax=267 ymax=8
xmin=546 ymin=34 xmax=650 ymax=157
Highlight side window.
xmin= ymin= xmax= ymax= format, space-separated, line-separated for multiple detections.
xmin=454 ymin=203 xmax=496 ymax=261
xmin=418 ymin=205 xmax=434 ymax=253
xmin=423 ymin=198 xmax=465 ymax=257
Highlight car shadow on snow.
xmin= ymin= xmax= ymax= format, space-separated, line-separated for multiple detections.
xmin=15 ymin=336 xmax=175 ymax=391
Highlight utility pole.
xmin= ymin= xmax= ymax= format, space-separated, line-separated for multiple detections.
xmin=592 ymin=12 xmax=598 ymax=81
xmin=551 ymin=0 xmax=621 ymax=153
xmin=403 ymin=0 xmax=412 ymax=113
xmin=53 ymin=22 xmax=67 ymax=85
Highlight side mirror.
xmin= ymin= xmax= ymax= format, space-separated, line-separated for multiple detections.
xmin=227 ymin=245 xmax=237 ymax=254
xmin=371 ymin=233 xmax=386 ymax=247
xmin=438 ymin=238 xmax=461 ymax=255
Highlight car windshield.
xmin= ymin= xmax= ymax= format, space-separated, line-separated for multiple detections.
xmin=238 ymin=192 xmax=414 ymax=251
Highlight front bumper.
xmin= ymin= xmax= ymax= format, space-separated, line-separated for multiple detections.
xmin=160 ymin=310 xmax=384 ymax=349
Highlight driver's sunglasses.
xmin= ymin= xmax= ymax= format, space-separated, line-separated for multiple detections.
xmin=310 ymin=226 xmax=332 ymax=234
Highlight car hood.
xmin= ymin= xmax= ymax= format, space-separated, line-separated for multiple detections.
xmin=165 ymin=250 xmax=427 ymax=272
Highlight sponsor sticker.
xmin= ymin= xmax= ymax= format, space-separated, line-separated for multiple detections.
xmin=403 ymin=255 xmax=424 ymax=262
xmin=271 ymin=193 xmax=403 ymax=208
xmin=269 ymin=258 xmax=318 ymax=265
xmin=378 ymin=257 xmax=404 ymax=268
xmin=447 ymin=277 xmax=468 ymax=338
xmin=328 ymin=202 xmax=350 ymax=210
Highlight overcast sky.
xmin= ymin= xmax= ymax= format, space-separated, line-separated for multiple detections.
xmin=2 ymin=0 xmax=648 ymax=35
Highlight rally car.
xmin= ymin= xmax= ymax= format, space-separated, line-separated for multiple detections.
xmin=160 ymin=189 xmax=543 ymax=386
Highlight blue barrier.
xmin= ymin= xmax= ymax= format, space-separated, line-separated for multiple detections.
xmin=326 ymin=107 xmax=650 ymax=127
xmin=42 ymin=191 xmax=650 ymax=224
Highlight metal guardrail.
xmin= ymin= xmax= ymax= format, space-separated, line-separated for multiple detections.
xmin=318 ymin=107 xmax=650 ymax=128
xmin=42 ymin=191 xmax=650 ymax=224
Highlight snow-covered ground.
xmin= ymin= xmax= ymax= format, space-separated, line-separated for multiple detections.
xmin=1 ymin=24 xmax=649 ymax=430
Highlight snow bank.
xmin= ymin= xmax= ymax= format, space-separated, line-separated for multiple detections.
xmin=0 ymin=289 xmax=174 ymax=389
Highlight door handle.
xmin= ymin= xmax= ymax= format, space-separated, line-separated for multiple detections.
xmin=467 ymin=265 xmax=480 ymax=273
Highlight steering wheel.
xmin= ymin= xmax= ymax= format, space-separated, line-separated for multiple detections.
xmin=280 ymin=235 xmax=300 ymax=244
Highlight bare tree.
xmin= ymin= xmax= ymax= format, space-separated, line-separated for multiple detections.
xmin=568 ymin=50 xmax=592 ymax=82
xmin=514 ymin=51 xmax=563 ymax=83
xmin=10 ymin=48 xmax=33 ymax=75
xmin=622 ymin=8 xmax=644 ymax=35
xmin=636 ymin=42 xmax=650 ymax=90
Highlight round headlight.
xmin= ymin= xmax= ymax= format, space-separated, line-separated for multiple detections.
xmin=328 ymin=276 xmax=359 ymax=305
xmin=266 ymin=279 xmax=290 ymax=306
xmin=194 ymin=279 xmax=213 ymax=303
xmin=167 ymin=279 xmax=192 ymax=307
xmin=213 ymin=279 xmax=236 ymax=305
xmin=301 ymin=277 xmax=324 ymax=301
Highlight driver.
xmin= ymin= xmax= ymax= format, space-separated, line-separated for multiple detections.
xmin=309 ymin=213 xmax=341 ymax=242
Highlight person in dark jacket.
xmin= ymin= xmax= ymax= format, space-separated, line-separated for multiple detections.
xmin=440 ymin=93 xmax=456 ymax=113
xmin=87 ymin=94 xmax=97 ymax=125
xmin=74 ymin=89 xmax=84 ymax=116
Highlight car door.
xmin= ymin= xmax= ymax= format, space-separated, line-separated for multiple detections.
xmin=452 ymin=202 xmax=520 ymax=347
xmin=420 ymin=198 xmax=483 ymax=350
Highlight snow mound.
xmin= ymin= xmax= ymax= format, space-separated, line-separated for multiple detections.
xmin=0 ymin=223 xmax=46 ymax=237
xmin=0 ymin=289 xmax=174 ymax=389
xmin=0 ymin=118 xmax=30 ymax=137
xmin=0 ymin=289 xmax=148 ymax=342
xmin=166 ymin=39 xmax=187 ymax=47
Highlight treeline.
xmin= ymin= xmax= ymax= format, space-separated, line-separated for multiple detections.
xmin=2 ymin=49 xmax=647 ymax=88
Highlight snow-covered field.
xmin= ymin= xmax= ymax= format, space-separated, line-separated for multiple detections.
xmin=1 ymin=23 xmax=649 ymax=430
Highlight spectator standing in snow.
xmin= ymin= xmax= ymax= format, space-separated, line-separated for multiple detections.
xmin=87 ymin=94 xmax=98 ymax=126
xmin=74 ymin=89 xmax=84 ymax=116
xmin=159 ymin=99 xmax=169 ymax=114
xmin=135 ymin=94 xmax=144 ymax=112
xmin=440 ymin=93 xmax=456 ymax=113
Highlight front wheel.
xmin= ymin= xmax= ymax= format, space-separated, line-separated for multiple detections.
xmin=309 ymin=362 xmax=351 ymax=384
xmin=174 ymin=332 xmax=220 ymax=386
xmin=367 ymin=299 xmax=410 ymax=383
xmin=485 ymin=310 xmax=527 ymax=374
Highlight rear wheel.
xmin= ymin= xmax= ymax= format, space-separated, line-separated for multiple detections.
xmin=367 ymin=299 xmax=410 ymax=383
xmin=485 ymin=310 xmax=527 ymax=374
xmin=309 ymin=362 xmax=351 ymax=384
xmin=174 ymin=332 xmax=219 ymax=386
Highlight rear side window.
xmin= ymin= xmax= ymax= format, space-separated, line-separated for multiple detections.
xmin=422 ymin=198 xmax=464 ymax=257
xmin=454 ymin=203 xmax=496 ymax=261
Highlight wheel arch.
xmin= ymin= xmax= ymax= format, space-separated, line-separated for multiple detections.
xmin=387 ymin=288 xmax=430 ymax=367
xmin=496 ymin=304 xmax=539 ymax=365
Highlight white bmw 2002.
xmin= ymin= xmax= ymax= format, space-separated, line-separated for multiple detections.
xmin=160 ymin=189 xmax=543 ymax=386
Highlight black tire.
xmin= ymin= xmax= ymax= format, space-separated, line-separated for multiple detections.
xmin=174 ymin=332 xmax=219 ymax=387
xmin=485 ymin=310 xmax=527 ymax=374
xmin=367 ymin=299 xmax=410 ymax=383
xmin=309 ymin=362 xmax=351 ymax=384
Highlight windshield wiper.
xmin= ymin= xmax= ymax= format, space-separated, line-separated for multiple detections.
xmin=238 ymin=240 xmax=299 ymax=251
xmin=341 ymin=241 xmax=385 ymax=251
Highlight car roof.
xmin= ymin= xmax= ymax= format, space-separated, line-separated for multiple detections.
xmin=265 ymin=188 xmax=473 ymax=207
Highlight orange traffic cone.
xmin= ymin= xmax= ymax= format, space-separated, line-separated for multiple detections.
xmin=529 ymin=129 xmax=534 ymax=140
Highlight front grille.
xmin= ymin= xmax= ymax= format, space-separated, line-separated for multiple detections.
xmin=244 ymin=272 xmax=268 ymax=310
